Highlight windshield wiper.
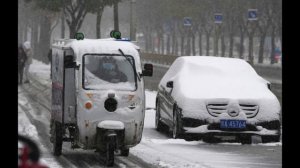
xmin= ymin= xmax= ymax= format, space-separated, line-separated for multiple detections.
xmin=118 ymin=49 xmax=141 ymax=81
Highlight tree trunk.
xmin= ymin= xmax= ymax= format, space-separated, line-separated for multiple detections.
xmin=39 ymin=16 xmax=52 ymax=64
xmin=96 ymin=8 xmax=104 ymax=39
xmin=248 ymin=35 xmax=254 ymax=64
xmin=113 ymin=2 xmax=119 ymax=31
xmin=161 ymin=33 xmax=165 ymax=55
xmin=155 ymin=34 xmax=161 ymax=53
xmin=145 ymin=30 xmax=149 ymax=52
xmin=198 ymin=32 xmax=202 ymax=55
xmin=186 ymin=33 xmax=191 ymax=56
xmin=192 ymin=33 xmax=196 ymax=56
xmin=157 ymin=34 xmax=161 ymax=54
xmin=180 ymin=35 xmax=185 ymax=56
xmin=258 ymin=32 xmax=266 ymax=63
xmin=229 ymin=33 xmax=234 ymax=57
xmin=166 ymin=34 xmax=170 ymax=55
xmin=213 ymin=28 xmax=219 ymax=56
xmin=206 ymin=33 xmax=210 ymax=56
xmin=23 ymin=21 xmax=28 ymax=42
xmin=61 ymin=9 xmax=65 ymax=38
xmin=31 ymin=20 xmax=39 ymax=60
xmin=150 ymin=33 xmax=156 ymax=53
xmin=270 ymin=27 xmax=276 ymax=64
xmin=171 ymin=32 xmax=175 ymax=55
xmin=239 ymin=30 xmax=244 ymax=59
xmin=18 ymin=20 xmax=24 ymax=43
xmin=221 ymin=34 xmax=225 ymax=57
xmin=174 ymin=35 xmax=178 ymax=55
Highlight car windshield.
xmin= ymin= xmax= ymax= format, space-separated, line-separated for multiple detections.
xmin=83 ymin=55 xmax=136 ymax=91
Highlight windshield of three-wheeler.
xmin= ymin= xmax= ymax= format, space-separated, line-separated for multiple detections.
xmin=83 ymin=54 xmax=137 ymax=91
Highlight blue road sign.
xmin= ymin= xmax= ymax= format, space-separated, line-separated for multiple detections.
xmin=248 ymin=9 xmax=258 ymax=21
xmin=183 ymin=17 xmax=192 ymax=26
xmin=214 ymin=13 xmax=223 ymax=23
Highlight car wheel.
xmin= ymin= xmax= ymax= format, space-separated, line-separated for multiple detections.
xmin=202 ymin=135 xmax=221 ymax=143
xmin=240 ymin=135 xmax=252 ymax=145
xmin=155 ymin=98 xmax=164 ymax=132
xmin=172 ymin=105 xmax=181 ymax=139
xmin=120 ymin=148 xmax=129 ymax=156
xmin=261 ymin=135 xmax=280 ymax=143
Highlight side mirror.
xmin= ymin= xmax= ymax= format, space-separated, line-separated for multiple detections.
xmin=267 ymin=83 xmax=271 ymax=90
xmin=75 ymin=63 xmax=80 ymax=70
xmin=166 ymin=81 xmax=173 ymax=88
xmin=64 ymin=55 xmax=76 ymax=68
xmin=142 ymin=63 xmax=153 ymax=77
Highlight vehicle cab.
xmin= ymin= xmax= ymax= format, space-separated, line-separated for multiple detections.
xmin=50 ymin=32 xmax=153 ymax=166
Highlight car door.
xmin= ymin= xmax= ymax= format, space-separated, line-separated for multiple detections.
xmin=158 ymin=85 xmax=174 ymax=127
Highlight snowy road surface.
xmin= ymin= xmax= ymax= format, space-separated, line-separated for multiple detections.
xmin=18 ymin=60 xmax=282 ymax=168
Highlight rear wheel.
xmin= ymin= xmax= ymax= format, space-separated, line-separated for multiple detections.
xmin=240 ymin=135 xmax=252 ymax=145
xmin=52 ymin=121 xmax=63 ymax=156
xmin=202 ymin=135 xmax=221 ymax=143
xmin=155 ymin=99 xmax=164 ymax=132
xmin=120 ymin=148 xmax=129 ymax=156
xmin=261 ymin=135 xmax=280 ymax=143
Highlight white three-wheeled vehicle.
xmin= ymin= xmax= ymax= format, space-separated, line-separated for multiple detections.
xmin=50 ymin=34 xmax=153 ymax=166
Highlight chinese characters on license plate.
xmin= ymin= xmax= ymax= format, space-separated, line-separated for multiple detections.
xmin=220 ymin=119 xmax=246 ymax=129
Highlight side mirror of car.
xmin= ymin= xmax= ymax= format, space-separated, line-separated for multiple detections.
xmin=267 ymin=83 xmax=271 ymax=90
xmin=166 ymin=81 xmax=173 ymax=88
xmin=142 ymin=63 xmax=153 ymax=77
xmin=75 ymin=63 xmax=81 ymax=70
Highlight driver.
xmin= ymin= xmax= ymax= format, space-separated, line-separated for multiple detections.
xmin=95 ymin=57 xmax=127 ymax=83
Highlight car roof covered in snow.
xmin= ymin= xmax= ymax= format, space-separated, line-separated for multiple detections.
xmin=52 ymin=38 xmax=140 ymax=61
xmin=159 ymin=56 xmax=276 ymax=100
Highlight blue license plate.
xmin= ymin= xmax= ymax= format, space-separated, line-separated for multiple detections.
xmin=220 ymin=120 xmax=246 ymax=129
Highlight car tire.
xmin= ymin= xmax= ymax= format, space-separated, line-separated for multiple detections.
xmin=120 ymin=148 xmax=129 ymax=156
xmin=172 ymin=105 xmax=182 ymax=139
xmin=52 ymin=121 xmax=63 ymax=156
xmin=155 ymin=98 xmax=164 ymax=132
xmin=202 ymin=135 xmax=221 ymax=143
xmin=240 ymin=135 xmax=252 ymax=145
xmin=261 ymin=135 xmax=280 ymax=143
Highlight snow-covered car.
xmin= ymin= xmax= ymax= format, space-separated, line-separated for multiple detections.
xmin=155 ymin=56 xmax=281 ymax=144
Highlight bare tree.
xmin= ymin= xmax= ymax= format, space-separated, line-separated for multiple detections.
xmin=257 ymin=0 xmax=272 ymax=63
xmin=236 ymin=0 xmax=248 ymax=59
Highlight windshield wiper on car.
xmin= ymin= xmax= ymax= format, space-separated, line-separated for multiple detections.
xmin=118 ymin=49 xmax=141 ymax=81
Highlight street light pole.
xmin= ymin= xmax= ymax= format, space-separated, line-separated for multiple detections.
xmin=130 ymin=0 xmax=136 ymax=41
xmin=114 ymin=1 xmax=119 ymax=31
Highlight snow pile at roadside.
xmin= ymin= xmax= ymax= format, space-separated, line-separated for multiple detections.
xmin=29 ymin=60 xmax=51 ymax=85
xmin=30 ymin=60 xmax=50 ymax=75
xmin=18 ymin=99 xmax=62 ymax=168
xmin=18 ymin=106 xmax=39 ymax=141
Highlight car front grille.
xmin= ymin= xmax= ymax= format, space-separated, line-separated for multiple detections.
xmin=239 ymin=104 xmax=259 ymax=118
xmin=206 ymin=103 xmax=228 ymax=117
xmin=206 ymin=103 xmax=259 ymax=118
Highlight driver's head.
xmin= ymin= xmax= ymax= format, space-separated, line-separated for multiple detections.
xmin=103 ymin=62 xmax=116 ymax=71
xmin=102 ymin=57 xmax=117 ymax=71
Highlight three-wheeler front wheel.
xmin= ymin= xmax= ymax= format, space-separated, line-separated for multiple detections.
xmin=120 ymin=148 xmax=129 ymax=156
xmin=105 ymin=136 xmax=115 ymax=167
